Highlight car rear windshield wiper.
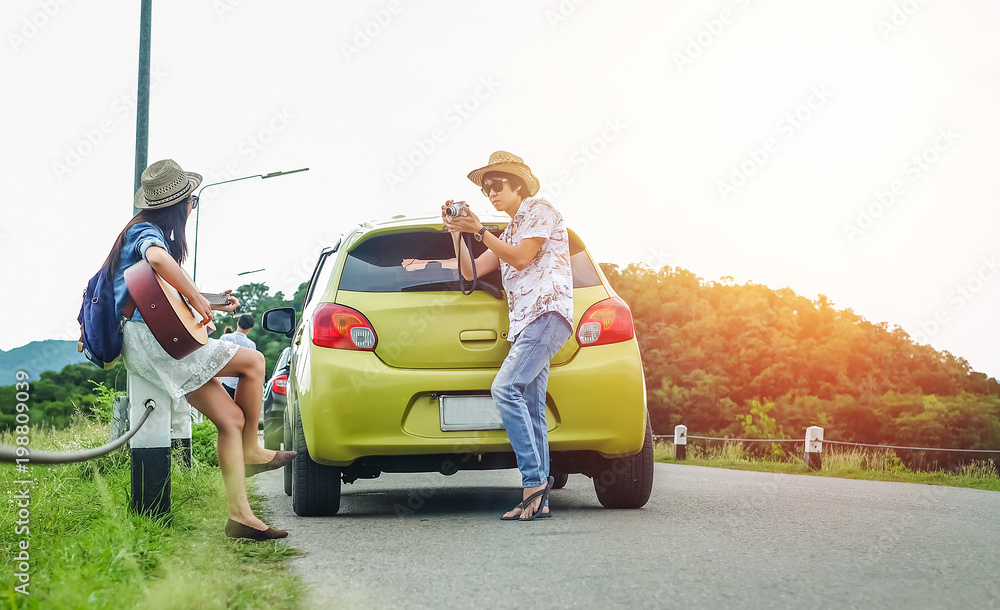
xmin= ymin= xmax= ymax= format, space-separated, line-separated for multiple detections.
xmin=401 ymin=280 xmax=504 ymax=300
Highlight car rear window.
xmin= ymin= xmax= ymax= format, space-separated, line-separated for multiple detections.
xmin=338 ymin=229 xmax=600 ymax=292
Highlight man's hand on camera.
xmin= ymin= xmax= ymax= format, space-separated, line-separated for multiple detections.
xmin=442 ymin=200 xmax=483 ymax=234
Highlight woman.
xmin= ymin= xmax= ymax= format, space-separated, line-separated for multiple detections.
xmin=109 ymin=159 xmax=294 ymax=540
xmin=443 ymin=151 xmax=574 ymax=521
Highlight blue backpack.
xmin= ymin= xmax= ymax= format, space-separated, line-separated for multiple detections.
xmin=77 ymin=266 xmax=133 ymax=369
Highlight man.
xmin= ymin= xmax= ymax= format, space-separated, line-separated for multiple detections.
xmin=219 ymin=314 xmax=258 ymax=399
xmin=443 ymin=150 xmax=573 ymax=521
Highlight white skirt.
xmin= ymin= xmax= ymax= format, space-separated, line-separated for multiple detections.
xmin=122 ymin=321 xmax=239 ymax=400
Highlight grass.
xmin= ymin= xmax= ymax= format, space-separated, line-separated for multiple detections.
xmin=0 ymin=414 xmax=303 ymax=609
xmin=654 ymin=440 xmax=1000 ymax=492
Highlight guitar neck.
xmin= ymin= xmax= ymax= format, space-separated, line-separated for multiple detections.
xmin=200 ymin=292 xmax=230 ymax=306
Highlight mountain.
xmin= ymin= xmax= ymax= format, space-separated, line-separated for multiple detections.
xmin=0 ymin=340 xmax=91 ymax=383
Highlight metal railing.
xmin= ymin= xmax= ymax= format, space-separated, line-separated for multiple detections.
xmin=0 ymin=401 xmax=155 ymax=464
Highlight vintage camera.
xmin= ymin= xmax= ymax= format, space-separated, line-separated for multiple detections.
xmin=444 ymin=201 xmax=467 ymax=217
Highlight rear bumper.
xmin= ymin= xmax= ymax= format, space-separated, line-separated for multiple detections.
xmin=294 ymin=339 xmax=646 ymax=467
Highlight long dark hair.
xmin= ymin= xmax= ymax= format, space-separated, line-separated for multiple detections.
xmin=102 ymin=200 xmax=191 ymax=273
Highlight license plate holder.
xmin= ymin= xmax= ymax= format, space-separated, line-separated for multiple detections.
xmin=439 ymin=394 xmax=504 ymax=431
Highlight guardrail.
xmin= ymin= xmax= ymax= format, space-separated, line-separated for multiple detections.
xmin=0 ymin=401 xmax=155 ymax=464
xmin=654 ymin=424 xmax=1000 ymax=470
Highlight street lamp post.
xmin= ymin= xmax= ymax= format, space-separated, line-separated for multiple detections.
xmin=192 ymin=167 xmax=308 ymax=282
xmin=133 ymin=0 xmax=152 ymax=213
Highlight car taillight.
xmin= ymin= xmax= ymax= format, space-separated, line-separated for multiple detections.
xmin=271 ymin=374 xmax=289 ymax=395
xmin=577 ymin=297 xmax=635 ymax=346
xmin=313 ymin=303 xmax=377 ymax=350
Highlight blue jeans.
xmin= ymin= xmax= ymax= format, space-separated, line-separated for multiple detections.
xmin=492 ymin=312 xmax=573 ymax=489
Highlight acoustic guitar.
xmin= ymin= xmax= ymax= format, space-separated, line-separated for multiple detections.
xmin=124 ymin=259 xmax=231 ymax=360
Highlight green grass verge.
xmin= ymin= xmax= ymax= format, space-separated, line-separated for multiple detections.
xmin=1 ymin=416 xmax=302 ymax=609
xmin=654 ymin=440 xmax=1000 ymax=492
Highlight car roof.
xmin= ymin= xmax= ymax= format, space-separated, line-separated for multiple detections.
xmin=340 ymin=212 xmax=587 ymax=255
xmin=341 ymin=213 xmax=513 ymax=250
xmin=357 ymin=212 xmax=510 ymax=232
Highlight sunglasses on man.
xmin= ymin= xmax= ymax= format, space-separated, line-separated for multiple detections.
xmin=481 ymin=178 xmax=509 ymax=197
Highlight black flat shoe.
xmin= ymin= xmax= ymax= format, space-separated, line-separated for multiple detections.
xmin=225 ymin=518 xmax=288 ymax=541
xmin=245 ymin=451 xmax=296 ymax=478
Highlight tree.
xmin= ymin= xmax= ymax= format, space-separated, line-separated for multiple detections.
xmin=600 ymin=262 xmax=1000 ymax=451
xmin=211 ymin=281 xmax=307 ymax=376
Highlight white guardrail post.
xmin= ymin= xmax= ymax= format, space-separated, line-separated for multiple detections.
xmin=805 ymin=426 xmax=823 ymax=469
xmin=127 ymin=372 xmax=194 ymax=518
xmin=674 ymin=424 xmax=687 ymax=460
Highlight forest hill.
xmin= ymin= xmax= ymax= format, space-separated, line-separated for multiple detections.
xmin=602 ymin=263 xmax=1000 ymax=455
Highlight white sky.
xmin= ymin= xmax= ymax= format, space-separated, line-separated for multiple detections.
xmin=2 ymin=1 xmax=999 ymax=378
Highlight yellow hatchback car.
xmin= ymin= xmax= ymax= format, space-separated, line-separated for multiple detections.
xmin=262 ymin=213 xmax=652 ymax=516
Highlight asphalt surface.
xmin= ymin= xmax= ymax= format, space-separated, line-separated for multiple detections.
xmin=255 ymin=463 xmax=1000 ymax=609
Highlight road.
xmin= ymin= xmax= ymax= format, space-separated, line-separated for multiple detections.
xmin=256 ymin=463 xmax=1000 ymax=609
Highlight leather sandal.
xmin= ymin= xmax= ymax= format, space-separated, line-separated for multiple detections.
xmin=225 ymin=518 xmax=288 ymax=540
xmin=245 ymin=450 xmax=296 ymax=478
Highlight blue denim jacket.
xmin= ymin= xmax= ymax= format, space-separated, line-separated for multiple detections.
xmin=113 ymin=223 xmax=169 ymax=324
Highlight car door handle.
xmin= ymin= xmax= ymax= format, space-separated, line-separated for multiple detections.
xmin=460 ymin=330 xmax=497 ymax=342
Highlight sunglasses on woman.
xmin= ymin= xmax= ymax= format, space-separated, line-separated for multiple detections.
xmin=481 ymin=178 xmax=509 ymax=197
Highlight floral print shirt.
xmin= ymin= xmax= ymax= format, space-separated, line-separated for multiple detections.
xmin=499 ymin=197 xmax=573 ymax=341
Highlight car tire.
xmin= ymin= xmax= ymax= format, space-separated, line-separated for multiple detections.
xmin=283 ymin=412 xmax=292 ymax=496
xmin=291 ymin=411 xmax=341 ymax=516
xmin=549 ymin=460 xmax=568 ymax=489
xmin=551 ymin=471 xmax=569 ymax=489
xmin=593 ymin=413 xmax=654 ymax=509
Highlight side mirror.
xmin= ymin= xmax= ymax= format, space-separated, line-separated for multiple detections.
xmin=262 ymin=307 xmax=296 ymax=338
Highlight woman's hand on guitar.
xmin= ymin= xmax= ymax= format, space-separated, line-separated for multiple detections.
xmin=188 ymin=292 xmax=215 ymax=327
xmin=213 ymin=291 xmax=240 ymax=313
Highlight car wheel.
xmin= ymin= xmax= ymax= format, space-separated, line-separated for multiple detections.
xmin=552 ymin=472 xmax=569 ymax=489
xmin=283 ymin=411 xmax=292 ymax=496
xmin=291 ymin=411 xmax=341 ymax=516
xmin=549 ymin=461 xmax=568 ymax=489
xmin=593 ymin=413 xmax=654 ymax=509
